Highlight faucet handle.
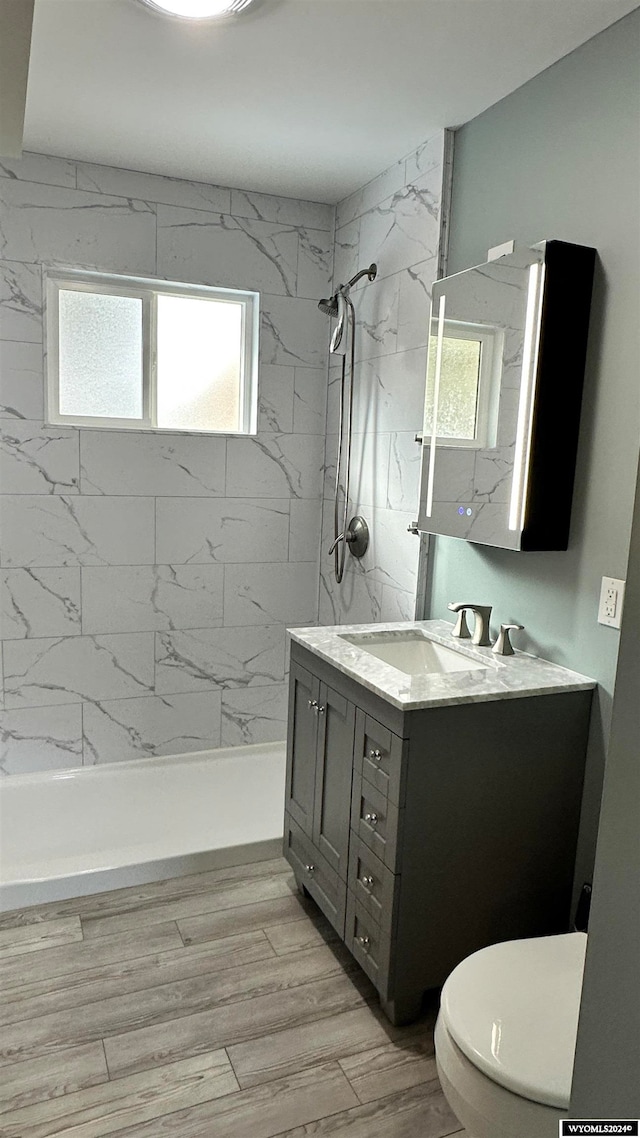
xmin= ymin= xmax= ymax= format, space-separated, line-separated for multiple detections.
xmin=492 ymin=623 xmax=524 ymax=656
xmin=447 ymin=602 xmax=472 ymax=639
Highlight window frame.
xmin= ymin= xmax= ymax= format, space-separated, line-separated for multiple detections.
xmin=424 ymin=318 xmax=503 ymax=450
xmin=45 ymin=268 xmax=260 ymax=436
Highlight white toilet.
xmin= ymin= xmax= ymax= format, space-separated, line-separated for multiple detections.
xmin=435 ymin=931 xmax=587 ymax=1138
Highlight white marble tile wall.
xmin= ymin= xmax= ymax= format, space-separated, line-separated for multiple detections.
xmin=0 ymin=154 xmax=333 ymax=773
xmin=319 ymin=134 xmax=446 ymax=627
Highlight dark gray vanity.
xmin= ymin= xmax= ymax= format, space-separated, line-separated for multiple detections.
xmin=283 ymin=621 xmax=595 ymax=1024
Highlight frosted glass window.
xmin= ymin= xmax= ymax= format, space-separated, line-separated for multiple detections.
xmin=425 ymin=334 xmax=482 ymax=441
xmin=156 ymin=295 xmax=243 ymax=432
xmin=58 ymin=290 xmax=143 ymax=419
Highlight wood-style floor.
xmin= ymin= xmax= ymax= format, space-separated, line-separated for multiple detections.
xmin=0 ymin=858 xmax=467 ymax=1137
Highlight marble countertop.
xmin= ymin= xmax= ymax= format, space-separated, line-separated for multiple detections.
xmin=289 ymin=620 xmax=596 ymax=711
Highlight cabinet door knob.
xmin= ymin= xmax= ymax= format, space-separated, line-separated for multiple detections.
xmin=305 ymin=863 xmax=316 ymax=874
xmin=364 ymin=812 xmax=379 ymax=827
xmin=317 ymin=705 xmax=326 ymax=715
xmin=368 ymin=749 xmax=383 ymax=762
xmin=357 ymin=935 xmax=371 ymax=951
xmin=360 ymin=874 xmax=374 ymax=890
xmin=308 ymin=699 xmax=318 ymax=711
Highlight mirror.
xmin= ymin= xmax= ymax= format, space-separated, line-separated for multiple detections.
xmin=417 ymin=240 xmax=596 ymax=551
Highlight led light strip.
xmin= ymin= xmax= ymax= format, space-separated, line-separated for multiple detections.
xmin=425 ymin=294 xmax=446 ymax=518
xmin=508 ymin=260 xmax=546 ymax=532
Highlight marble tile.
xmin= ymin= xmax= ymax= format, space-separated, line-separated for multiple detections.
xmin=157 ymin=207 xmax=298 ymax=297
xmin=0 ymin=152 xmax=76 ymax=187
xmin=363 ymin=506 xmax=421 ymax=593
xmin=0 ymin=704 xmax=83 ymax=775
xmin=220 ymin=684 xmax=288 ymax=746
xmin=387 ymin=432 xmax=422 ymax=513
xmin=80 ymin=431 xmax=226 ymax=496
xmin=76 ymin=162 xmax=231 ymax=213
xmin=155 ymin=625 xmax=285 ymax=695
xmin=0 ymin=341 xmax=44 ymax=420
xmin=397 ymin=257 xmax=437 ymax=352
xmin=3 ymin=633 xmax=155 ymax=708
xmin=404 ymin=133 xmax=445 ymax=184
xmin=332 ymin=219 xmax=361 ymax=291
xmin=0 ymin=261 xmax=43 ymax=342
xmin=81 ymin=565 xmax=224 ymax=634
xmin=296 ymin=228 xmax=333 ymax=300
xmin=352 ymin=349 xmax=428 ymax=435
xmin=260 ymin=294 xmax=326 ymax=369
xmin=155 ymin=498 xmax=290 ymax=565
xmin=82 ymin=693 xmax=222 ymax=764
xmin=0 ymin=420 xmax=79 ymax=493
xmin=226 ymin=434 xmax=323 ymax=499
xmin=358 ymin=180 xmax=440 ymax=282
xmin=230 ymin=189 xmax=333 ymax=231
xmin=0 ymin=496 xmax=155 ymax=567
xmin=289 ymin=499 xmax=323 ymax=563
xmin=257 ymin=365 xmax=294 ymax=433
xmin=326 ymin=432 xmax=391 ymax=510
xmin=380 ymin=584 xmax=418 ymax=623
xmin=354 ymin=274 xmax=399 ymax=362
xmin=0 ymin=181 xmax=157 ymax=274
xmin=223 ymin=562 xmax=318 ymax=626
xmin=1 ymin=568 xmax=81 ymax=639
xmin=293 ymin=368 xmax=327 ymax=434
xmin=336 ymin=157 xmax=406 ymax=228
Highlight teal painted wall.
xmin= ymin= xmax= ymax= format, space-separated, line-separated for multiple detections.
xmin=427 ymin=9 xmax=640 ymax=891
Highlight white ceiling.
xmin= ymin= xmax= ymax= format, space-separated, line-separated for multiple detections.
xmin=24 ymin=0 xmax=639 ymax=203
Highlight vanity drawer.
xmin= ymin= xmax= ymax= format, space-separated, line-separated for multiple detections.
xmin=348 ymin=835 xmax=397 ymax=930
xmin=351 ymin=772 xmax=402 ymax=871
xmin=355 ymin=710 xmax=406 ymax=806
xmin=283 ymin=812 xmax=346 ymax=937
xmin=345 ymin=890 xmax=391 ymax=995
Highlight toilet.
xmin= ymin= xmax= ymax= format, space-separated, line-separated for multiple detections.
xmin=435 ymin=931 xmax=587 ymax=1138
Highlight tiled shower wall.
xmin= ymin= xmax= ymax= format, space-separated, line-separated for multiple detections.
xmin=0 ymin=153 xmax=332 ymax=773
xmin=319 ymin=133 xmax=446 ymax=625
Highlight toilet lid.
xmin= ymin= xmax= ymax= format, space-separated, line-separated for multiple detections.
xmin=440 ymin=932 xmax=587 ymax=1109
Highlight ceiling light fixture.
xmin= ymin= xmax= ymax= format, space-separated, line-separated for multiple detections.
xmin=139 ymin=0 xmax=255 ymax=20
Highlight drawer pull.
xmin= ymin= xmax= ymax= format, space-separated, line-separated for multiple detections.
xmin=364 ymin=811 xmax=379 ymax=827
xmin=305 ymin=863 xmax=316 ymax=874
xmin=360 ymin=874 xmax=375 ymax=890
xmin=308 ymin=699 xmax=318 ymax=711
xmin=368 ymin=749 xmax=383 ymax=762
xmin=357 ymin=934 xmax=371 ymax=951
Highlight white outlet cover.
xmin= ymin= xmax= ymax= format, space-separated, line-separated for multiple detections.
xmin=598 ymin=576 xmax=626 ymax=629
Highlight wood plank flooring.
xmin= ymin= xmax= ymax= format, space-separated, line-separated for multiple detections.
xmin=0 ymin=858 xmax=467 ymax=1137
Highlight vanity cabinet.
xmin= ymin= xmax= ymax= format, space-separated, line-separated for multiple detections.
xmin=283 ymin=640 xmax=592 ymax=1025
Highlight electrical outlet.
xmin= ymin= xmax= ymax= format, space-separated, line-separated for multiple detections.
xmin=598 ymin=576 xmax=625 ymax=628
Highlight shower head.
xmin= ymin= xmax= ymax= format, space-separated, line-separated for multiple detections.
xmin=318 ymin=295 xmax=340 ymax=317
xmin=317 ymin=263 xmax=377 ymax=319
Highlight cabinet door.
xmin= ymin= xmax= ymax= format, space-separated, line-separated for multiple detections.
xmin=312 ymin=682 xmax=355 ymax=879
xmin=285 ymin=662 xmax=319 ymax=836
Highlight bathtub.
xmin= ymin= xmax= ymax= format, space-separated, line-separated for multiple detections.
xmin=0 ymin=741 xmax=287 ymax=912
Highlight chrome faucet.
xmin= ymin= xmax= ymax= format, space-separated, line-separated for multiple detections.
xmin=448 ymin=602 xmax=493 ymax=647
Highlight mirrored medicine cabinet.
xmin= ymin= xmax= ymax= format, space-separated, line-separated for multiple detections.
xmin=416 ymin=240 xmax=596 ymax=551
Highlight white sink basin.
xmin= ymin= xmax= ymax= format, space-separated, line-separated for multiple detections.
xmin=340 ymin=630 xmax=487 ymax=677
